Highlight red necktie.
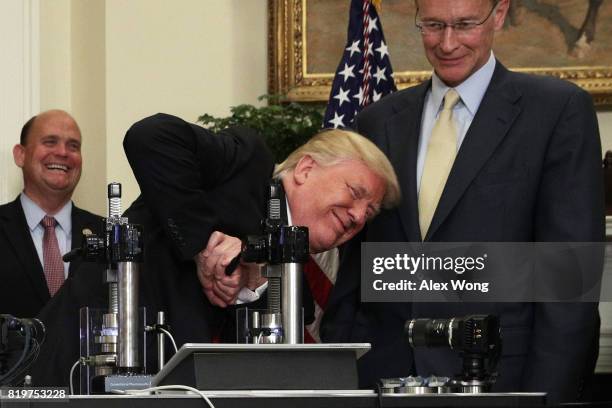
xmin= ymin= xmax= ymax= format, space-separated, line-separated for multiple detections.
xmin=41 ymin=215 xmax=64 ymax=296
xmin=304 ymin=255 xmax=335 ymax=343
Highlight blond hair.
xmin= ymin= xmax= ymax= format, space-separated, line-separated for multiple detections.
xmin=274 ymin=128 xmax=400 ymax=209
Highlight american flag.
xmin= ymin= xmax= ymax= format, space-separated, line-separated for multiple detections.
xmin=304 ymin=249 xmax=339 ymax=343
xmin=323 ymin=0 xmax=397 ymax=129
xmin=305 ymin=0 xmax=396 ymax=343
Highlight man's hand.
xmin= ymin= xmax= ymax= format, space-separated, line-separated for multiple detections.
xmin=194 ymin=231 xmax=263 ymax=307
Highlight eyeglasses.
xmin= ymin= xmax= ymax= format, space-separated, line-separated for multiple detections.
xmin=415 ymin=1 xmax=499 ymax=36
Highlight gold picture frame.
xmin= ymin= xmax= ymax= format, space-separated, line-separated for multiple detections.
xmin=268 ymin=0 xmax=612 ymax=107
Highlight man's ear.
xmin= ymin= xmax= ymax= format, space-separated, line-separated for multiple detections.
xmin=13 ymin=144 xmax=25 ymax=168
xmin=493 ymin=0 xmax=510 ymax=31
xmin=292 ymin=155 xmax=316 ymax=185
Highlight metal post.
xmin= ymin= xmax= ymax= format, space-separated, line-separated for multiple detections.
xmin=157 ymin=311 xmax=165 ymax=372
xmin=117 ymin=261 xmax=139 ymax=370
xmin=281 ymin=262 xmax=303 ymax=344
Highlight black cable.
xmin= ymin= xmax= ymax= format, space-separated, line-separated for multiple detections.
xmin=0 ymin=319 xmax=45 ymax=386
xmin=375 ymin=382 xmax=385 ymax=408
xmin=0 ymin=322 xmax=31 ymax=385
xmin=5 ymin=339 xmax=41 ymax=386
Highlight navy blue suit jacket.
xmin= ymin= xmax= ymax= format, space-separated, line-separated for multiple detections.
xmin=321 ymin=62 xmax=604 ymax=403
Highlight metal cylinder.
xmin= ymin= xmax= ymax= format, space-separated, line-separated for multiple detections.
xmin=378 ymin=378 xmax=403 ymax=394
xmin=117 ymin=261 xmax=139 ymax=369
xmin=157 ymin=311 xmax=165 ymax=372
xmin=281 ymin=262 xmax=303 ymax=344
xmin=108 ymin=282 xmax=119 ymax=314
xmin=90 ymin=354 xmax=117 ymax=366
xmin=254 ymin=313 xmax=283 ymax=344
xmin=100 ymin=343 xmax=117 ymax=354
xmin=264 ymin=264 xmax=283 ymax=316
xmin=95 ymin=366 xmax=114 ymax=377
xmin=251 ymin=311 xmax=260 ymax=329
xmin=396 ymin=386 xmax=436 ymax=394
xmin=461 ymin=385 xmax=488 ymax=393
xmin=450 ymin=378 xmax=490 ymax=394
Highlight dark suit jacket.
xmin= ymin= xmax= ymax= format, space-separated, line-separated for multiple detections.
xmin=28 ymin=114 xmax=315 ymax=387
xmin=0 ymin=196 xmax=102 ymax=318
xmin=122 ymin=113 xmax=277 ymax=350
xmin=29 ymin=258 xmax=107 ymax=387
xmin=321 ymin=62 xmax=604 ymax=403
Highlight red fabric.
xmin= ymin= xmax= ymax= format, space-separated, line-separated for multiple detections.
xmin=304 ymin=328 xmax=316 ymax=344
xmin=304 ymin=256 xmax=335 ymax=343
xmin=41 ymin=216 xmax=64 ymax=296
xmin=304 ymin=257 xmax=333 ymax=310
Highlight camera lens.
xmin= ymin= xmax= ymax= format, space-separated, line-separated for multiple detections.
xmin=405 ymin=318 xmax=457 ymax=348
xmin=405 ymin=315 xmax=500 ymax=351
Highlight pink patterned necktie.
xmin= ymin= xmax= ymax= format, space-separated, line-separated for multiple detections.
xmin=41 ymin=215 xmax=64 ymax=296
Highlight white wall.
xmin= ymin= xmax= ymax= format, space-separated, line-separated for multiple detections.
xmin=71 ymin=0 xmax=107 ymax=214
xmin=0 ymin=0 xmax=39 ymax=203
xmin=39 ymin=0 xmax=71 ymax=112
xmin=103 ymin=0 xmax=267 ymax=209
xmin=35 ymin=0 xmax=267 ymax=215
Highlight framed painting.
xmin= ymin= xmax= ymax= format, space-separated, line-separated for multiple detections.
xmin=268 ymin=0 xmax=612 ymax=106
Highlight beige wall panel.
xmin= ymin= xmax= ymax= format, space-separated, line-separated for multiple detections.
xmin=71 ymin=0 xmax=107 ymax=216
xmin=39 ymin=0 xmax=71 ymax=111
xmin=105 ymin=0 xmax=267 ymax=207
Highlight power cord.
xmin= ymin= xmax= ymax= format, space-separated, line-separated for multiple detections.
xmin=145 ymin=324 xmax=178 ymax=353
xmin=69 ymin=358 xmax=84 ymax=395
xmin=111 ymin=385 xmax=215 ymax=408
xmin=158 ymin=328 xmax=178 ymax=353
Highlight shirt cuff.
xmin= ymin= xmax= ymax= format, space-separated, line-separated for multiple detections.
xmin=236 ymin=281 xmax=269 ymax=304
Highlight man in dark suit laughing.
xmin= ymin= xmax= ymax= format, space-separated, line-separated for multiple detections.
xmin=0 ymin=110 xmax=101 ymax=318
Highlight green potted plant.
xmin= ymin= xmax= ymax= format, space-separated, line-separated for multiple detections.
xmin=198 ymin=95 xmax=325 ymax=162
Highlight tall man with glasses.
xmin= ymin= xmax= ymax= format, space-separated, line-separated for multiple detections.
xmin=321 ymin=0 xmax=603 ymax=403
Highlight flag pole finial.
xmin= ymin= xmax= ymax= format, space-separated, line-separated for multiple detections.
xmin=371 ymin=0 xmax=382 ymax=12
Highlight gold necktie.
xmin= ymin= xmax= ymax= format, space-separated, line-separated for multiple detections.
xmin=418 ymin=89 xmax=461 ymax=239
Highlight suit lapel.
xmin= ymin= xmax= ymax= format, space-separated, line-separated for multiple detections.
xmin=0 ymin=197 xmax=50 ymax=302
xmin=386 ymin=82 xmax=430 ymax=242
xmin=69 ymin=205 xmax=103 ymax=277
xmin=426 ymin=64 xmax=522 ymax=240
xmin=69 ymin=206 xmax=85 ymax=276
xmin=325 ymin=85 xmax=429 ymax=314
